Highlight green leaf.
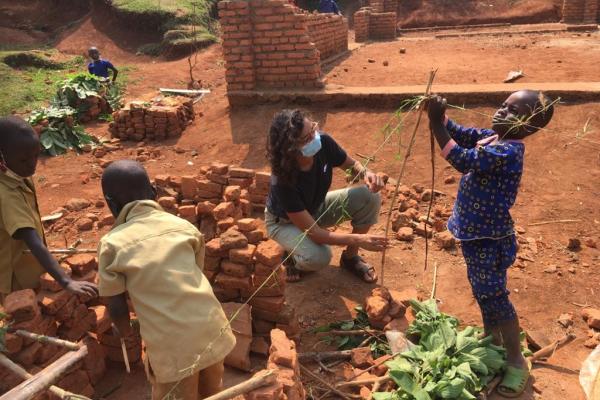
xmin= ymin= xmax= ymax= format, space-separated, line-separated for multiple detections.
xmin=340 ymin=321 xmax=354 ymax=331
xmin=389 ymin=370 xmax=432 ymax=400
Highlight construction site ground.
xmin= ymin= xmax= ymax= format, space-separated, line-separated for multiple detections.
xmin=3 ymin=5 xmax=600 ymax=400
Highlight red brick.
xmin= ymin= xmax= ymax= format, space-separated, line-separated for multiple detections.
xmin=253 ymin=262 xmax=277 ymax=277
xmin=82 ymin=334 xmax=107 ymax=384
xmin=221 ymin=260 xmax=252 ymax=278
xmin=55 ymin=296 xmax=79 ymax=322
xmin=224 ymin=185 xmax=242 ymax=202
xmin=14 ymin=342 xmax=43 ymax=367
xmin=255 ymin=240 xmax=285 ymax=267
xmin=245 ymin=379 xmax=284 ymax=400
xmin=250 ymin=336 xmax=270 ymax=356
xmin=91 ymin=305 xmax=111 ymax=334
xmin=213 ymin=287 xmax=240 ymax=302
xmin=228 ymin=177 xmax=253 ymax=188
xmin=178 ymin=205 xmax=198 ymax=223
xmin=215 ymin=273 xmax=251 ymax=290
xmin=206 ymin=238 xmax=229 ymax=257
xmin=225 ymin=334 xmax=252 ymax=371
xmin=158 ymin=196 xmax=177 ymax=209
xmin=389 ymin=288 xmax=420 ymax=309
xmin=582 ymin=308 xmax=600 ymax=329
xmin=365 ymin=295 xmax=389 ymax=320
xmin=269 ymin=329 xmax=298 ymax=369
xmin=237 ymin=218 xmax=259 ymax=232
xmin=221 ymin=302 xmax=252 ymax=336
xmin=253 ymin=302 xmax=295 ymax=325
xmin=64 ymin=303 xmax=89 ymax=328
xmin=4 ymin=333 xmax=23 ymax=354
xmin=213 ymin=201 xmax=235 ymax=220
xmin=220 ymin=229 xmax=249 ymax=250
xmin=181 ymin=176 xmax=199 ymax=199
xmin=253 ymin=319 xmax=276 ymax=334
xmin=205 ymin=256 xmax=221 ymax=271
xmin=4 ymin=289 xmax=40 ymax=323
xmin=65 ymin=254 xmax=97 ymax=277
xmin=249 ymin=296 xmax=285 ymax=313
xmin=198 ymin=179 xmax=223 ymax=194
xmin=40 ymin=272 xmax=66 ymax=292
xmin=229 ymin=244 xmax=257 ymax=265
xmin=351 ymin=347 xmax=374 ymax=368
xmin=243 ymin=228 xmax=265 ymax=244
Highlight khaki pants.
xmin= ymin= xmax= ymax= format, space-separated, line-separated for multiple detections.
xmin=265 ymin=185 xmax=381 ymax=272
xmin=150 ymin=360 xmax=224 ymax=400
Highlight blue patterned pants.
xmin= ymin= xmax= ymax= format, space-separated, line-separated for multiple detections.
xmin=461 ymin=235 xmax=518 ymax=326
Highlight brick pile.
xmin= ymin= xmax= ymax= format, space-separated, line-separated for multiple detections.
xmin=306 ymin=13 xmax=348 ymax=60
xmin=364 ymin=287 xmax=421 ymax=331
xmin=353 ymin=7 xmax=397 ymax=42
xmin=245 ymin=329 xmax=305 ymax=400
xmin=561 ymin=0 xmax=599 ymax=23
xmin=219 ymin=0 xmax=349 ymax=93
xmin=0 ymin=254 xmax=132 ymax=398
xmin=109 ymin=96 xmax=195 ymax=142
xmin=78 ymin=95 xmax=112 ymax=123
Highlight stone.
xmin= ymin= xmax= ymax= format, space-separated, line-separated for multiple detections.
xmin=557 ymin=313 xmax=574 ymax=328
xmin=65 ymin=198 xmax=91 ymax=211
xmin=567 ymin=238 xmax=581 ymax=251
xmin=65 ymin=254 xmax=97 ymax=277
xmin=4 ymin=289 xmax=40 ymax=323
xmin=220 ymin=229 xmax=249 ymax=250
xmin=582 ymin=308 xmax=600 ymax=329
xmin=351 ymin=347 xmax=374 ymax=368
xmin=399 ymin=48 xmax=406 ymax=53
xmin=255 ymin=240 xmax=285 ymax=267
xmin=414 ymin=222 xmax=433 ymax=238
xmin=270 ymin=329 xmax=297 ymax=369
xmin=396 ymin=227 xmax=414 ymax=241
xmin=367 ymin=58 xmax=375 ymax=63
xmin=544 ymin=265 xmax=558 ymax=274
xmin=435 ymin=231 xmax=456 ymax=249
xmin=365 ymin=295 xmax=389 ymax=320
xmin=237 ymin=218 xmax=259 ymax=232
xmin=224 ymin=185 xmax=242 ymax=201
xmin=391 ymin=211 xmax=412 ymax=231
xmin=229 ymin=245 xmax=256 ymax=265
xmin=213 ymin=201 xmax=235 ymax=220
xmin=77 ymin=218 xmax=94 ymax=231
xmin=525 ymin=330 xmax=551 ymax=351
xmin=221 ymin=260 xmax=252 ymax=278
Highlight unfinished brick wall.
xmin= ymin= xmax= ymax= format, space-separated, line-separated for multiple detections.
xmin=562 ymin=0 xmax=599 ymax=22
xmin=353 ymin=7 xmax=397 ymax=42
xmin=219 ymin=0 xmax=348 ymax=91
xmin=306 ymin=13 xmax=348 ymax=60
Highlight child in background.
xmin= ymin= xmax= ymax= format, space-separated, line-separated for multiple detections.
xmin=427 ymin=90 xmax=554 ymax=397
xmin=87 ymin=46 xmax=118 ymax=82
xmin=98 ymin=160 xmax=235 ymax=400
xmin=0 ymin=116 xmax=98 ymax=299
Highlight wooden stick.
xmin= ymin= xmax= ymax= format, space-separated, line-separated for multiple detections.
xmin=300 ymin=363 xmax=354 ymax=400
xmin=316 ymin=329 xmax=383 ymax=337
xmin=529 ymin=333 xmax=576 ymax=362
xmin=25 ymin=248 xmax=97 ymax=255
xmin=120 ymin=338 xmax=131 ymax=374
xmin=430 ymin=261 xmax=439 ymax=300
xmin=528 ymin=219 xmax=581 ymax=227
xmin=204 ymin=369 xmax=276 ymax=400
xmin=10 ymin=330 xmax=80 ymax=351
xmin=0 ymin=353 xmax=90 ymax=400
xmin=336 ymin=375 xmax=391 ymax=389
xmin=298 ymin=349 xmax=352 ymax=362
xmin=424 ymin=113 xmax=436 ymax=272
xmin=380 ymin=70 xmax=437 ymax=286
xmin=0 ymin=345 xmax=88 ymax=400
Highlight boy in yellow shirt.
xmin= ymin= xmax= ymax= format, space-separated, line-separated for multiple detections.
xmin=0 ymin=116 xmax=98 ymax=298
xmin=98 ymin=160 xmax=236 ymax=400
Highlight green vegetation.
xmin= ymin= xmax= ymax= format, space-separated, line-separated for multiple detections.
xmin=0 ymin=51 xmax=86 ymax=116
xmin=29 ymin=107 xmax=94 ymax=156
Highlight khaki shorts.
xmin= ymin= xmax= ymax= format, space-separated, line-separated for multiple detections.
xmin=265 ymin=185 xmax=381 ymax=272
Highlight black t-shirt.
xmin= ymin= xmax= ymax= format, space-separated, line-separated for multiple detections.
xmin=267 ymin=134 xmax=347 ymax=218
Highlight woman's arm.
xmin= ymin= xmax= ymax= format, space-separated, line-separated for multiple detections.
xmin=286 ymin=209 xmax=386 ymax=251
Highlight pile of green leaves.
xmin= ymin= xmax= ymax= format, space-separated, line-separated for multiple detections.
xmin=52 ymin=73 xmax=123 ymax=114
xmin=315 ymin=306 xmax=391 ymax=358
xmin=28 ymin=107 xmax=94 ymax=156
xmin=373 ymin=299 xmax=506 ymax=400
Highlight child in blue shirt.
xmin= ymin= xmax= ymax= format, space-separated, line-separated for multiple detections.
xmin=87 ymin=47 xmax=118 ymax=82
xmin=427 ymin=90 xmax=554 ymax=398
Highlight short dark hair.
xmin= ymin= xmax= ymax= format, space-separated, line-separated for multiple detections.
xmin=526 ymin=90 xmax=554 ymax=130
xmin=0 ymin=116 xmax=37 ymax=153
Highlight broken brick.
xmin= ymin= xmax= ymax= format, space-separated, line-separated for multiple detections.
xmin=391 ymin=211 xmax=412 ymax=231
xmin=243 ymin=228 xmax=265 ymax=244
xmin=351 ymin=347 xmax=374 ymax=368
xmin=212 ymin=202 xmax=235 ymax=220
xmin=384 ymin=316 xmax=410 ymax=332
xmin=224 ymin=185 xmax=242 ymax=202
xmin=396 ymin=226 xmax=414 ymax=241
xmin=365 ymin=295 xmax=389 ymax=320
xmin=220 ymin=229 xmax=249 ymax=250
xmin=229 ymin=244 xmax=256 ymax=265
xmin=180 ymin=176 xmax=199 ymax=199
xmin=217 ymin=217 xmax=236 ymax=232
xmin=255 ymin=240 xmax=285 ymax=267
xmin=14 ymin=342 xmax=43 ymax=368
xmin=91 ymin=305 xmax=111 ymax=334
xmin=4 ymin=333 xmax=23 ymax=354
xmin=582 ymin=308 xmax=600 ymax=329
xmin=196 ymin=201 xmax=216 ymax=215
xmin=200 ymin=216 xmax=217 ymax=241
xmin=221 ymin=260 xmax=252 ymax=278
xmin=269 ymin=329 xmax=297 ymax=370
xmin=389 ymin=288 xmax=420 ymax=308
xmin=4 ymin=289 xmax=40 ymax=323
xmin=206 ymin=238 xmax=229 ymax=257
xmin=178 ymin=205 xmax=198 ymax=223
xmin=240 ymin=199 xmax=253 ymax=217
xmin=237 ymin=218 xmax=258 ymax=232
xmin=435 ymin=231 xmax=456 ymax=250
xmin=225 ymin=334 xmax=253 ymax=371
xmin=65 ymin=254 xmax=97 ymax=277
xmin=158 ymin=196 xmax=177 ymax=210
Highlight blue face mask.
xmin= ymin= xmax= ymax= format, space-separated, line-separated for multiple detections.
xmin=301 ymin=132 xmax=322 ymax=157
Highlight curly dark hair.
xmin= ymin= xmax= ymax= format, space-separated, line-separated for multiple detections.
xmin=266 ymin=109 xmax=306 ymax=185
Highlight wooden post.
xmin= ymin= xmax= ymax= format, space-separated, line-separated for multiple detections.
xmin=203 ymin=370 xmax=276 ymax=400
xmin=11 ymin=330 xmax=80 ymax=351
xmin=0 ymin=345 xmax=88 ymax=400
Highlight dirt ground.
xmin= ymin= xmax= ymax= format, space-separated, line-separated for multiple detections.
xmin=3 ymin=3 xmax=600 ymax=399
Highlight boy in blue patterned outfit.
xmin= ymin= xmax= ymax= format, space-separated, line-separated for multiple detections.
xmin=427 ymin=90 xmax=554 ymax=397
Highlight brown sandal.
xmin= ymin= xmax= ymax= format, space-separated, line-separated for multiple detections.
xmin=340 ymin=252 xmax=378 ymax=283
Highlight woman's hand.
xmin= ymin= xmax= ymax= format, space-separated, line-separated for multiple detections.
xmin=364 ymin=170 xmax=385 ymax=193
xmin=357 ymin=234 xmax=389 ymax=251
xmin=427 ymin=95 xmax=447 ymax=125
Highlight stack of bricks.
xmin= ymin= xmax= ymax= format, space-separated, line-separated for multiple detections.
xmin=562 ymin=0 xmax=600 ymax=22
xmin=353 ymin=8 xmax=397 ymax=42
xmin=245 ymin=329 xmax=305 ymax=400
xmin=0 ymin=254 xmax=123 ymax=398
xmin=109 ymin=96 xmax=194 ymax=142
xmin=219 ymin=0 xmax=350 ymax=91
xmin=78 ymin=95 xmax=111 ymax=123
xmin=383 ymin=0 xmax=398 ymax=14
xmin=306 ymin=13 xmax=348 ymax=60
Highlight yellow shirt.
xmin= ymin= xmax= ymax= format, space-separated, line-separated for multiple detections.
xmin=0 ymin=173 xmax=46 ymax=294
xmin=97 ymin=200 xmax=236 ymax=383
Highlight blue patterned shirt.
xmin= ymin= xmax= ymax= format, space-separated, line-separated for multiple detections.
xmin=441 ymin=119 xmax=524 ymax=241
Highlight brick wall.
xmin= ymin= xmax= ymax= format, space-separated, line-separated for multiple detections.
xmin=306 ymin=13 xmax=348 ymax=60
xmin=383 ymin=0 xmax=398 ymax=13
xmin=219 ymin=0 xmax=348 ymax=91
xmin=353 ymin=7 xmax=397 ymax=42
xmin=561 ymin=0 xmax=599 ymax=22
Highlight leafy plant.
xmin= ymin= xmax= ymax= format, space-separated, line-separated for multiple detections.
xmin=373 ymin=300 xmax=507 ymax=400
xmin=52 ymin=73 xmax=123 ymax=116
xmin=28 ymin=107 xmax=95 ymax=156
xmin=0 ymin=311 xmax=8 ymax=353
